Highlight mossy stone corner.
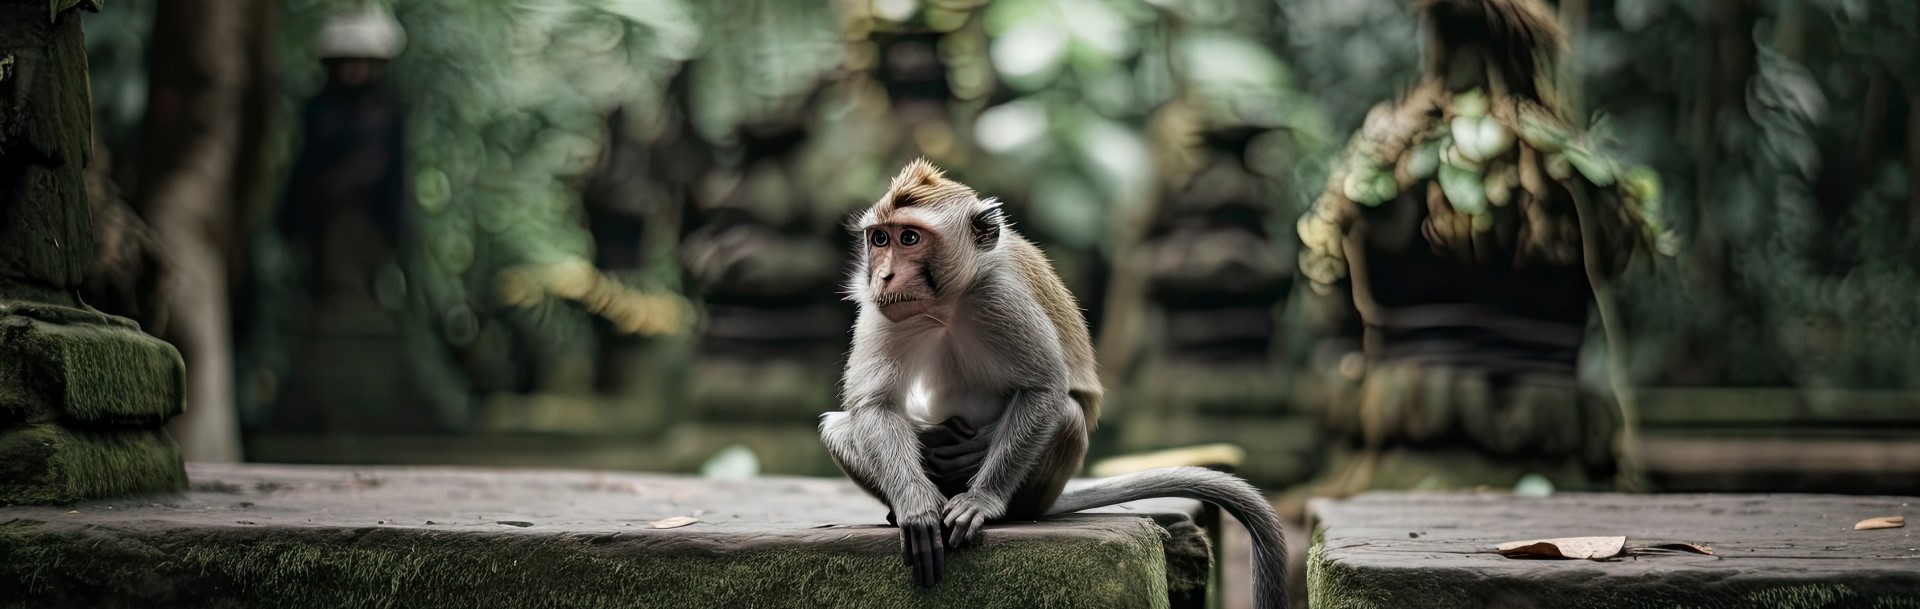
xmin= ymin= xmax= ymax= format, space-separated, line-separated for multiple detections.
xmin=0 ymin=310 xmax=186 ymax=426
xmin=0 ymin=305 xmax=189 ymax=506
xmin=0 ymin=423 xmax=185 ymax=505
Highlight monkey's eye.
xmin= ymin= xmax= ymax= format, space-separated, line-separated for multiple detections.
xmin=899 ymin=229 xmax=921 ymax=246
xmin=870 ymin=230 xmax=889 ymax=247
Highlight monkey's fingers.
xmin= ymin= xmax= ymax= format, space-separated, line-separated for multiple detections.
xmin=942 ymin=509 xmax=962 ymax=546
xmin=902 ymin=526 xmax=922 ymax=585
xmin=931 ymin=525 xmax=947 ymax=586
xmin=911 ymin=523 xmax=945 ymax=588
xmin=943 ymin=507 xmax=980 ymax=548
xmin=900 ymin=528 xmax=913 ymax=567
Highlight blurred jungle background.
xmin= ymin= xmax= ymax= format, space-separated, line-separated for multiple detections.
xmin=75 ymin=0 xmax=1918 ymax=499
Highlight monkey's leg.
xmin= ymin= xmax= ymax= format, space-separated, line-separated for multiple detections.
xmin=820 ymin=412 xmax=889 ymax=503
xmin=1004 ymin=406 xmax=1087 ymax=520
xmin=818 ymin=409 xmax=951 ymax=588
xmin=942 ymin=390 xmax=1085 ymax=547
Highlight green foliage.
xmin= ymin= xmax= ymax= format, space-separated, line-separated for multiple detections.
xmin=1586 ymin=0 xmax=1920 ymax=388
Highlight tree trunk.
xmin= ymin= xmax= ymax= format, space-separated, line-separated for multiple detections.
xmin=134 ymin=0 xmax=272 ymax=462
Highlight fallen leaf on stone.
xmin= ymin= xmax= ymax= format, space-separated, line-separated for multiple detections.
xmin=1854 ymin=516 xmax=1905 ymax=531
xmin=1496 ymin=536 xmax=1625 ymax=560
xmin=648 ymin=516 xmax=699 ymax=529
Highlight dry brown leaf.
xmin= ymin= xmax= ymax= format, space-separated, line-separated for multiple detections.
xmin=648 ymin=516 xmax=699 ymax=529
xmin=1854 ymin=516 xmax=1905 ymax=531
xmin=1496 ymin=536 xmax=1625 ymax=560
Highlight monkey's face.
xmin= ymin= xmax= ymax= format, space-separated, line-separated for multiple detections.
xmin=864 ymin=222 xmax=942 ymax=322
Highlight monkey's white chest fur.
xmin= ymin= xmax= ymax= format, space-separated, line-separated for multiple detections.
xmin=890 ymin=327 xmax=1008 ymax=430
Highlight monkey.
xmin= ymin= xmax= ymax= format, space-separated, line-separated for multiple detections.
xmin=819 ymin=159 xmax=1289 ymax=608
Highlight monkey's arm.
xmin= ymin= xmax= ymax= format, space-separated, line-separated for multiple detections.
xmin=822 ymin=404 xmax=952 ymax=588
xmin=821 ymin=356 xmax=952 ymax=588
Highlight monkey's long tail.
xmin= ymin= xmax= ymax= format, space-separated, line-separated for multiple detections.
xmin=1047 ymin=467 xmax=1288 ymax=609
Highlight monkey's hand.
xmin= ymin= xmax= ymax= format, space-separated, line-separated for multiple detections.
xmin=941 ymin=491 xmax=1006 ymax=548
xmin=895 ymin=501 xmax=948 ymax=589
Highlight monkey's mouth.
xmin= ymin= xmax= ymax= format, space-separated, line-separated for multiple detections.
xmin=877 ymin=297 xmax=935 ymax=322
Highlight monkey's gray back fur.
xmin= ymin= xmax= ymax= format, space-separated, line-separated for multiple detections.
xmin=1048 ymin=467 xmax=1289 ymax=609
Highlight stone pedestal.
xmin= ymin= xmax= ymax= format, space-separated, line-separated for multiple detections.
xmin=0 ymin=0 xmax=188 ymax=504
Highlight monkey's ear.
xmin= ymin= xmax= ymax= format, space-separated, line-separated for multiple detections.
xmin=972 ymin=201 xmax=1005 ymax=249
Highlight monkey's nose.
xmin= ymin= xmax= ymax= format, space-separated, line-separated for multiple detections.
xmin=879 ymin=270 xmax=895 ymax=282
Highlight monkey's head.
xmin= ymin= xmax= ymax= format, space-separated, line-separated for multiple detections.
xmin=849 ymin=159 xmax=1006 ymax=323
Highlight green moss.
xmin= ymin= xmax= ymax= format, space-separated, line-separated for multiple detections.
xmin=0 ymin=423 xmax=185 ymax=505
xmin=1307 ymin=525 xmax=1475 ymax=609
xmin=0 ymin=517 xmax=1171 ymax=608
xmin=1741 ymin=585 xmax=1856 ymax=609
xmin=0 ymin=314 xmax=185 ymax=425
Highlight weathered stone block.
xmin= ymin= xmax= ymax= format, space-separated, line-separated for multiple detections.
xmin=0 ymin=423 xmax=186 ymax=505
xmin=0 ymin=312 xmax=185 ymax=425
xmin=0 ymin=464 xmax=1214 ymax=608
xmin=1309 ymin=492 xmax=1920 ymax=609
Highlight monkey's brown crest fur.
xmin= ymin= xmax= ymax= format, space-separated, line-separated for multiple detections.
xmin=868 ymin=158 xmax=982 ymax=224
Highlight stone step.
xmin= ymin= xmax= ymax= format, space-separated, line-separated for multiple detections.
xmin=0 ymin=463 xmax=1216 ymax=608
xmin=1307 ymin=492 xmax=1920 ymax=608
xmin=0 ymin=423 xmax=185 ymax=504
xmin=0 ymin=312 xmax=184 ymax=427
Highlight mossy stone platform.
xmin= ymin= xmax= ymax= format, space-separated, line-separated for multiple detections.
xmin=0 ymin=463 xmax=1215 ymax=608
xmin=1308 ymin=492 xmax=1920 ymax=608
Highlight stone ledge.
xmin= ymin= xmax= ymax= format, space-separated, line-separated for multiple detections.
xmin=0 ymin=423 xmax=185 ymax=505
xmin=0 ymin=311 xmax=185 ymax=425
xmin=0 ymin=463 xmax=1214 ymax=608
xmin=1308 ymin=492 xmax=1920 ymax=609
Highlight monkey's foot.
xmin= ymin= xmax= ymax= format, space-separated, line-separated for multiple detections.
xmin=942 ymin=491 xmax=1005 ymax=548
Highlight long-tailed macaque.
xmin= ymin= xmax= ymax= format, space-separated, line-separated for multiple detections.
xmin=819 ymin=160 xmax=1287 ymax=607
